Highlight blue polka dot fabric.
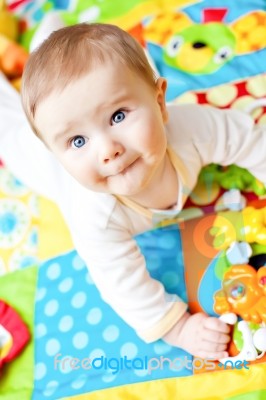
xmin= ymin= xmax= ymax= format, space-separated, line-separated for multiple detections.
xmin=33 ymin=225 xmax=191 ymax=399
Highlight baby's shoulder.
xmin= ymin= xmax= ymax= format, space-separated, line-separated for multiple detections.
xmin=166 ymin=102 xmax=213 ymax=128
xmin=166 ymin=103 xmax=233 ymax=146
xmin=63 ymin=184 xmax=127 ymax=232
xmin=166 ymin=103 xmax=208 ymax=146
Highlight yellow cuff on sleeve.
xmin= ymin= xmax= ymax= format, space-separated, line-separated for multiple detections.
xmin=137 ymin=300 xmax=188 ymax=343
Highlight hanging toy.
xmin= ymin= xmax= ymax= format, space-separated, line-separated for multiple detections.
xmin=213 ymin=264 xmax=266 ymax=323
xmin=213 ymin=263 xmax=266 ymax=364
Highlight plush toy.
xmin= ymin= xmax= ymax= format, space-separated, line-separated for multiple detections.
xmin=0 ymin=0 xmax=28 ymax=90
xmin=0 ymin=0 xmax=18 ymax=41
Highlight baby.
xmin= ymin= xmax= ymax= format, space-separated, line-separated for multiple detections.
xmin=1 ymin=23 xmax=266 ymax=360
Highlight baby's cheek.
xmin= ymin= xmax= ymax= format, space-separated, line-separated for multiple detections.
xmin=62 ymin=158 xmax=97 ymax=187
xmin=80 ymin=168 xmax=100 ymax=187
xmin=140 ymin=126 xmax=163 ymax=148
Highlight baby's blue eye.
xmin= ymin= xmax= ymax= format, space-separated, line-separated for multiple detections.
xmin=112 ymin=111 xmax=125 ymax=124
xmin=71 ymin=136 xmax=86 ymax=149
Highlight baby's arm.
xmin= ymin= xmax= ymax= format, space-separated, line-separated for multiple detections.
xmin=194 ymin=105 xmax=266 ymax=184
xmin=0 ymin=72 xmax=65 ymax=201
xmin=69 ymin=197 xmax=189 ymax=343
xmin=162 ymin=312 xmax=230 ymax=359
xmin=69 ymin=198 xmax=230 ymax=358
xmin=167 ymin=104 xmax=266 ymax=187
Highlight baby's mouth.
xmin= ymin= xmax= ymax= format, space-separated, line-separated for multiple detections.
xmin=110 ymin=158 xmax=139 ymax=176
xmin=120 ymin=158 xmax=139 ymax=175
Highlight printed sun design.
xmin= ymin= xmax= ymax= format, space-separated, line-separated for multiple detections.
xmin=9 ymin=248 xmax=38 ymax=271
xmin=0 ymin=199 xmax=30 ymax=248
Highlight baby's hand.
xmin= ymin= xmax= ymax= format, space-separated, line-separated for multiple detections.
xmin=162 ymin=312 xmax=231 ymax=359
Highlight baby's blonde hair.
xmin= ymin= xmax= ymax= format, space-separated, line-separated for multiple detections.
xmin=21 ymin=23 xmax=157 ymax=136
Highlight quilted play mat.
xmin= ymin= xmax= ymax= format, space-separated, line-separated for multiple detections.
xmin=1 ymin=0 xmax=266 ymax=399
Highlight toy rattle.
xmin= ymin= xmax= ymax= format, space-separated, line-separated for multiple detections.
xmin=218 ymin=313 xmax=266 ymax=364
xmin=214 ymin=263 xmax=266 ymax=364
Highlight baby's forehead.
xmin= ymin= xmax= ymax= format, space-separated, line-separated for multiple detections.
xmin=34 ymin=61 xmax=156 ymax=126
xmin=40 ymin=64 xmax=143 ymax=99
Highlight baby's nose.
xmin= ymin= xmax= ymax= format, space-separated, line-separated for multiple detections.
xmin=103 ymin=150 xmax=122 ymax=163
xmin=98 ymin=138 xmax=124 ymax=164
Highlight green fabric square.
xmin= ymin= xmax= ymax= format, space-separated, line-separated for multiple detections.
xmin=0 ymin=266 xmax=38 ymax=400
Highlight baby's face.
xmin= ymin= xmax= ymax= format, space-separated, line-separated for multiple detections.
xmin=34 ymin=61 xmax=168 ymax=197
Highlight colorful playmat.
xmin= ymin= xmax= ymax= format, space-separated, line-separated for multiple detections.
xmin=1 ymin=0 xmax=266 ymax=399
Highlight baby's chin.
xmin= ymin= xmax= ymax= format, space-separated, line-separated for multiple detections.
xmin=107 ymin=173 xmax=149 ymax=196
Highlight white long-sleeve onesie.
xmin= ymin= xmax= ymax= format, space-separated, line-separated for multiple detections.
xmin=1 ymin=72 xmax=266 ymax=342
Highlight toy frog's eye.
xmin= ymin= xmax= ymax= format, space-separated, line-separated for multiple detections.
xmin=230 ymin=284 xmax=246 ymax=299
xmin=214 ymin=46 xmax=233 ymax=64
xmin=165 ymin=36 xmax=183 ymax=57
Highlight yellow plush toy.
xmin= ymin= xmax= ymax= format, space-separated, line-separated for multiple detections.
xmin=0 ymin=0 xmax=28 ymax=90
xmin=0 ymin=0 xmax=18 ymax=41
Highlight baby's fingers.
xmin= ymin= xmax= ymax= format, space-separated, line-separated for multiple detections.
xmin=196 ymin=349 xmax=228 ymax=360
xmin=202 ymin=328 xmax=231 ymax=344
xmin=200 ymin=340 xmax=228 ymax=354
xmin=196 ymin=339 xmax=229 ymax=360
xmin=204 ymin=317 xmax=231 ymax=333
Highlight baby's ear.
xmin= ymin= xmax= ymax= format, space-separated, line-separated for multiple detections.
xmin=156 ymin=77 xmax=168 ymax=123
